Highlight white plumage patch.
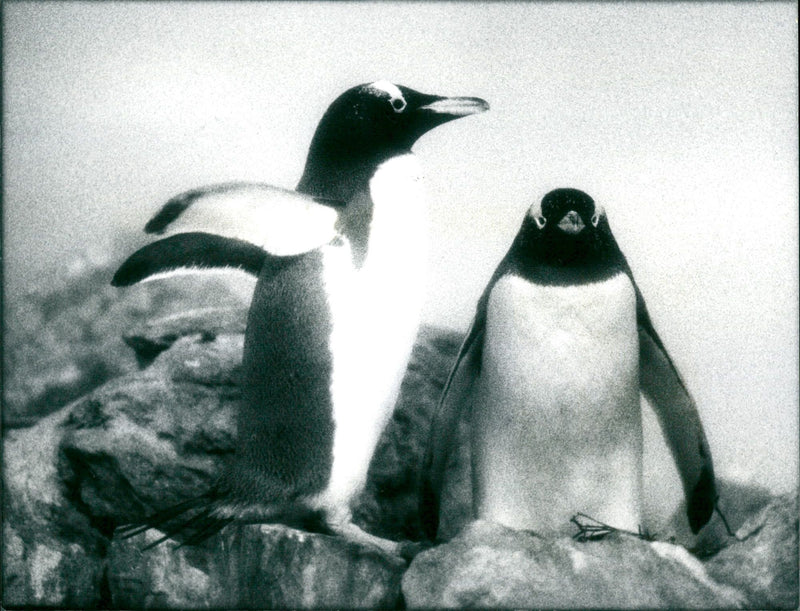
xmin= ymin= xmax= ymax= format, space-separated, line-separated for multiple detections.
xmin=159 ymin=183 xmax=340 ymax=256
xmin=367 ymin=80 xmax=405 ymax=105
xmin=472 ymin=271 xmax=644 ymax=534
xmin=311 ymin=153 xmax=427 ymax=513
xmin=135 ymin=265 xmax=259 ymax=284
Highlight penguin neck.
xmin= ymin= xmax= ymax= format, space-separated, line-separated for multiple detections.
xmin=296 ymin=141 xmax=410 ymax=202
xmin=516 ymin=260 xmax=626 ymax=286
xmin=509 ymin=232 xmax=627 ymax=286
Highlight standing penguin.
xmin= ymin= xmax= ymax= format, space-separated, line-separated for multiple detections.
xmin=420 ymin=188 xmax=716 ymax=541
xmin=113 ymin=81 xmax=488 ymax=553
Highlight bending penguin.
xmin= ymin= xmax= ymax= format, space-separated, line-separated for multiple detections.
xmin=113 ymin=81 xmax=488 ymax=554
xmin=420 ymin=188 xmax=717 ymax=541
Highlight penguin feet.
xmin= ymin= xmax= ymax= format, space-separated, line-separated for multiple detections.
xmin=116 ymin=495 xmax=428 ymax=560
xmin=115 ymin=494 xmax=235 ymax=550
xmin=570 ymin=513 xmax=655 ymax=543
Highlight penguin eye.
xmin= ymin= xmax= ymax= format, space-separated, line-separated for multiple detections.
xmin=390 ymin=97 xmax=407 ymax=113
xmin=591 ymin=204 xmax=604 ymax=227
xmin=368 ymin=80 xmax=407 ymax=113
xmin=534 ymin=215 xmax=547 ymax=229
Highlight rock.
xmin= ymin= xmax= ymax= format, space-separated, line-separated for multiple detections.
xmin=109 ymin=524 xmax=406 ymax=609
xmin=703 ymin=493 xmax=798 ymax=609
xmin=402 ymin=520 xmax=746 ymax=609
xmin=3 ymin=258 xmax=253 ymax=428
xmin=123 ymin=306 xmax=249 ymax=367
xmin=58 ymin=333 xmax=242 ymax=523
xmin=6 ymin=255 xmax=796 ymax=609
xmin=354 ymin=326 xmax=462 ymax=541
xmin=2 ymin=410 xmax=107 ymax=608
xmin=664 ymin=479 xmax=776 ymax=556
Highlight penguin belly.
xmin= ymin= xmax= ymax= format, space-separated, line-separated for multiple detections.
xmin=311 ymin=153 xmax=428 ymax=520
xmin=472 ymin=272 xmax=642 ymax=535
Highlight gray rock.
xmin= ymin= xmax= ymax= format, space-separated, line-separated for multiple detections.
xmin=109 ymin=524 xmax=406 ymax=609
xmin=123 ymin=306 xmax=249 ymax=367
xmin=704 ymin=493 xmax=799 ymax=609
xmin=2 ymin=410 xmax=106 ymax=608
xmin=58 ymin=333 xmax=242 ymax=523
xmin=6 ymin=255 xmax=796 ymax=609
xmin=50 ymin=322 xmax=454 ymax=608
xmin=3 ymin=259 xmax=252 ymax=427
xmin=402 ymin=520 xmax=746 ymax=609
xmin=58 ymin=322 xmax=456 ymax=532
xmin=664 ymin=479 xmax=776 ymax=556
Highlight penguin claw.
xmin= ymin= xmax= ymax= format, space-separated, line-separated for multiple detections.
xmin=115 ymin=495 xmax=231 ymax=549
xmin=176 ymin=515 xmax=234 ymax=548
xmin=116 ymin=496 xmax=207 ymax=540
xmin=324 ymin=520 xmax=408 ymax=558
xmin=139 ymin=508 xmax=212 ymax=549
xmin=115 ymin=523 xmax=152 ymax=539
xmin=570 ymin=513 xmax=655 ymax=543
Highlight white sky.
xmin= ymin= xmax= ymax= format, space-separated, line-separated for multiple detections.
xmin=3 ymin=2 xmax=798 ymax=515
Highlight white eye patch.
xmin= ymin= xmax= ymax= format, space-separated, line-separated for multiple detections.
xmin=367 ymin=80 xmax=407 ymax=113
xmin=591 ymin=203 xmax=605 ymax=227
xmin=527 ymin=201 xmax=546 ymax=228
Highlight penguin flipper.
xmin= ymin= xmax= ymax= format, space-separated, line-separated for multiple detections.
xmin=419 ymin=319 xmax=485 ymax=542
xmin=111 ymin=232 xmax=267 ymax=286
xmin=634 ymin=285 xmax=716 ymax=534
xmin=145 ymin=182 xmax=345 ymax=256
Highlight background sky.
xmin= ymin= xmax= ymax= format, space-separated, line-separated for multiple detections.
xmin=4 ymin=2 xmax=798 ymax=523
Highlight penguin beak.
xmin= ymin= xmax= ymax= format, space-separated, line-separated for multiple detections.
xmin=401 ymin=90 xmax=489 ymax=144
xmin=419 ymin=96 xmax=490 ymax=118
xmin=557 ymin=210 xmax=586 ymax=235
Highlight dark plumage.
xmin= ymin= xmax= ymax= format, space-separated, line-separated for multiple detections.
xmin=112 ymin=232 xmax=266 ymax=286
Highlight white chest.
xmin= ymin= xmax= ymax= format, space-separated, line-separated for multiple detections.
xmin=364 ymin=153 xmax=428 ymax=291
xmin=322 ymin=154 xmax=428 ymax=349
xmin=472 ymin=272 xmax=644 ymax=533
xmin=481 ymin=272 xmax=639 ymax=411
xmin=312 ymin=154 xmax=428 ymax=511
xmin=347 ymin=153 xmax=428 ymax=349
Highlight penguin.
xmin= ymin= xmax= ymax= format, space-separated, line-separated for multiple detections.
xmin=419 ymin=188 xmax=717 ymax=542
xmin=112 ymin=81 xmax=489 ymax=554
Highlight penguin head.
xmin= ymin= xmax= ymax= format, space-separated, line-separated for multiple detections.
xmin=528 ymin=188 xmax=604 ymax=236
xmin=298 ymin=82 xmax=488 ymax=197
xmin=516 ymin=188 xmax=621 ymax=273
xmin=316 ymin=81 xmax=488 ymax=154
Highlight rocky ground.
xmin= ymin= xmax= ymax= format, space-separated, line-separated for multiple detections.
xmin=3 ymin=262 xmax=798 ymax=609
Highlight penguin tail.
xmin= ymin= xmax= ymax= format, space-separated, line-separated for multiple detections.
xmin=115 ymin=494 xmax=234 ymax=549
xmin=111 ymin=232 xmax=267 ymax=287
